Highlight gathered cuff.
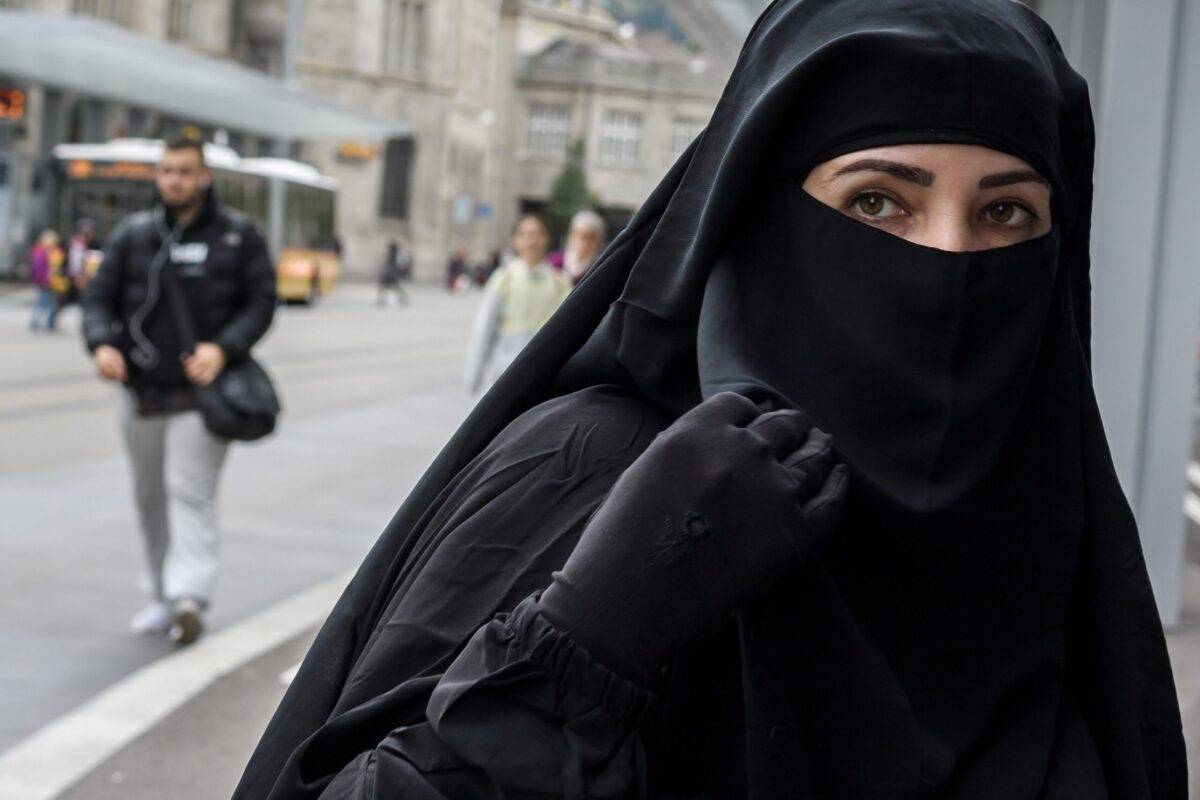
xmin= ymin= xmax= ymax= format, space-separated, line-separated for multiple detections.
xmin=509 ymin=593 xmax=660 ymax=731
xmin=425 ymin=593 xmax=659 ymax=798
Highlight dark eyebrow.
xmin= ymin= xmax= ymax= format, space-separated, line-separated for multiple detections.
xmin=828 ymin=159 xmax=934 ymax=187
xmin=978 ymin=169 xmax=1051 ymax=190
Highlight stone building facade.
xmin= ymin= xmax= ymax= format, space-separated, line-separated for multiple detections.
xmin=2 ymin=0 xmax=237 ymax=54
xmin=507 ymin=32 xmax=725 ymax=237
xmin=284 ymin=0 xmax=753 ymax=278
xmin=0 ymin=0 xmax=760 ymax=279
xmin=281 ymin=0 xmax=511 ymax=278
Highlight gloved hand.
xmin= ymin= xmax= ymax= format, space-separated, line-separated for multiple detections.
xmin=538 ymin=391 xmax=849 ymax=685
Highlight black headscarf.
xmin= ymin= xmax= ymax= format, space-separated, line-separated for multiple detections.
xmin=238 ymin=0 xmax=1185 ymax=797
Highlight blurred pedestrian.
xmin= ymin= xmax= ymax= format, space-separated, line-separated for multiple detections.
xmin=558 ymin=209 xmax=607 ymax=285
xmin=64 ymin=219 xmax=96 ymax=304
xmin=82 ymin=136 xmax=276 ymax=646
xmin=472 ymin=248 xmax=503 ymax=287
xmin=445 ymin=246 xmax=470 ymax=293
xmin=28 ymin=230 xmax=64 ymax=332
xmin=464 ymin=214 xmax=570 ymax=393
xmin=377 ymin=240 xmax=411 ymax=307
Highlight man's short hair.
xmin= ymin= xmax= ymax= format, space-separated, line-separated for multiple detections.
xmin=163 ymin=135 xmax=206 ymax=166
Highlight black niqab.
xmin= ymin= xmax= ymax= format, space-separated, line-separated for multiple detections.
xmin=236 ymin=1 xmax=1185 ymax=797
xmin=698 ymin=180 xmax=1084 ymax=795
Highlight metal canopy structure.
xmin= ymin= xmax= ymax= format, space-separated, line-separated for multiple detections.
xmin=0 ymin=10 xmax=408 ymax=141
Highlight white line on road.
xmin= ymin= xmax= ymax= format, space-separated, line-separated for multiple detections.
xmin=0 ymin=571 xmax=352 ymax=800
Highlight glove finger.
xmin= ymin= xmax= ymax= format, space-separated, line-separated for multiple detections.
xmin=746 ymin=408 xmax=814 ymax=458
xmin=696 ymin=391 xmax=761 ymax=427
xmin=800 ymin=463 xmax=851 ymax=536
xmin=782 ymin=428 xmax=834 ymax=495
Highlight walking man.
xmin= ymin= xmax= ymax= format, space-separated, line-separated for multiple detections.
xmin=82 ymin=136 xmax=276 ymax=645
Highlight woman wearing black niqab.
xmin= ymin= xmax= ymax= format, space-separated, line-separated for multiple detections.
xmin=234 ymin=1 xmax=1187 ymax=797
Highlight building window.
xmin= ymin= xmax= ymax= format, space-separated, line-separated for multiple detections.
xmin=382 ymin=0 xmax=428 ymax=75
xmin=380 ymin=137 xmax=416 ymax=220
xmin=166 ymin=0 xmax=191 ymax=41
xmin=671 ymin=117 xmax=705 ymax=158
xmin=72 ymin=0 xmax=131 ymax=24
xmin=526 ymin=104 xmax=570 ymax=158
xmin=599 ymin=109 xmax=642 ymax=166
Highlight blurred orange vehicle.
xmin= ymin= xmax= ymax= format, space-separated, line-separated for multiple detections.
xmin=53 ymin=139 xmax=342 ymax=304
xmin=242 ymin=157 xmax=341 ymax=304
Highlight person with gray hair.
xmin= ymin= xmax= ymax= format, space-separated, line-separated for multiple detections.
xmin=562 ymin=209 xmax=607 ymax=284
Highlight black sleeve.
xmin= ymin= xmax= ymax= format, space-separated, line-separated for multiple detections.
xmin=232 ymin=386 xmax=671 ymax=800
xmin=81 ymin=223 xmax=130 ymax=353
xmin=317 ymin=595 xmax=657 ymax=800
xmin=214 ymin=222 xmax=276 ymax=361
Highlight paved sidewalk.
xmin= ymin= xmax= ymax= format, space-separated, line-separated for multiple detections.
xmin=57 ymin=630 xmax=317 ymax=800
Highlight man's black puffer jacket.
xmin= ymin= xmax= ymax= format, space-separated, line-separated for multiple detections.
xmin=82 ymin=188 xmax=276 ymax=404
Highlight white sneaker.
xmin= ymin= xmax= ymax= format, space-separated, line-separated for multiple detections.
xmin=129 ymin=602 xmax=173 ymax=637
xmin=169 ymin=598 xmax=205 ymax=646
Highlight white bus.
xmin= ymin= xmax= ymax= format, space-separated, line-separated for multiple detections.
xmin=52 ymin=138 xmax=341 ymax=302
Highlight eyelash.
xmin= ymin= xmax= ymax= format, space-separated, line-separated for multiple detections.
xmin=843 ymin=190 xmax=1041 ymax=229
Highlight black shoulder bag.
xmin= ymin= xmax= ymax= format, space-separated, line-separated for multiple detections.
xmin=162 ymin=257 xmax=281 ymax=442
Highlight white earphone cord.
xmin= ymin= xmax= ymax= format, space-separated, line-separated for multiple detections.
xmin=128 ymin=216 xmax=184 ymax=371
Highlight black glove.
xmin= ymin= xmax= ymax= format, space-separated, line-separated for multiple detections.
xmin=538 ymin=391 xmax=849 ymax=685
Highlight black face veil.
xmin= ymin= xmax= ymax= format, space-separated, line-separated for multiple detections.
xmin=237 ymin=1 xmax=1185 ymax=797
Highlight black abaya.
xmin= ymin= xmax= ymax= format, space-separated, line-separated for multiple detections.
xmin=234 ymin=1 xmax=1185 ymax=797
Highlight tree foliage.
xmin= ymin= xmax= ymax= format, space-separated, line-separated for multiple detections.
xmin=544 ymin=138 xmax=600 ymax=244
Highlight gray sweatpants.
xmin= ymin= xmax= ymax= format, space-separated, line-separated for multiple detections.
xmin=119 ymin=391 xmax=230 ymax=607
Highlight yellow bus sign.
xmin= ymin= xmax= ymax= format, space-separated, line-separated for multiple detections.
xmin=337 ymin=141 xmax=380 ymax=161
xmin=67 ymin=160 xmax=156 ymax=181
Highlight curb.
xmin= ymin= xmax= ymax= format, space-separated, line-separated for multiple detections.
xmin=0 ymin=570 xmax=352 ymax=800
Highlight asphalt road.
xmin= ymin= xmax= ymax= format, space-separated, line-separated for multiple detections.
xmin=0 ymin=283 xmax=480 ymax=754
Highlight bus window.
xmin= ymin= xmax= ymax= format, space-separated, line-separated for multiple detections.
xmin=316 ymin=189 xmax=334 ymax=250
xmin=61 ymin=178 xmax=157 ymax=243
xmin=283 ymin=183 xmax=334 ymax=251
xmin=284 ymin=184 xmax=305 ymax=250
xmin=214 ymin=172 xmax=242 ymax=214
xmin=243 ymin=176 xmax=267 ymax=231
xmin=214 ymin=170 xmax=268 ymax=232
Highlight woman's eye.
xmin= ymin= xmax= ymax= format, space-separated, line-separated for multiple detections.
xmin=984 ymin=201 xmax=1035 ymax=227
xmin=852 ymin=192 xmax=902 ymax=219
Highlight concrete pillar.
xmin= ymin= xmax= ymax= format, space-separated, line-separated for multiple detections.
xmin=266 ymin=176 xmax=285 ymax=258
xmin=282 ymin=0 xmax=303 ymax=87
xmin=37 ymin=89 xmax=66 ymax=234
xmin=1090 ymin=0 xmax=1195 ymax=627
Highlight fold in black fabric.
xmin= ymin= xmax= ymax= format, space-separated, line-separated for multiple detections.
xmin=235 ymin=0 xmax=1185 ymax=797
